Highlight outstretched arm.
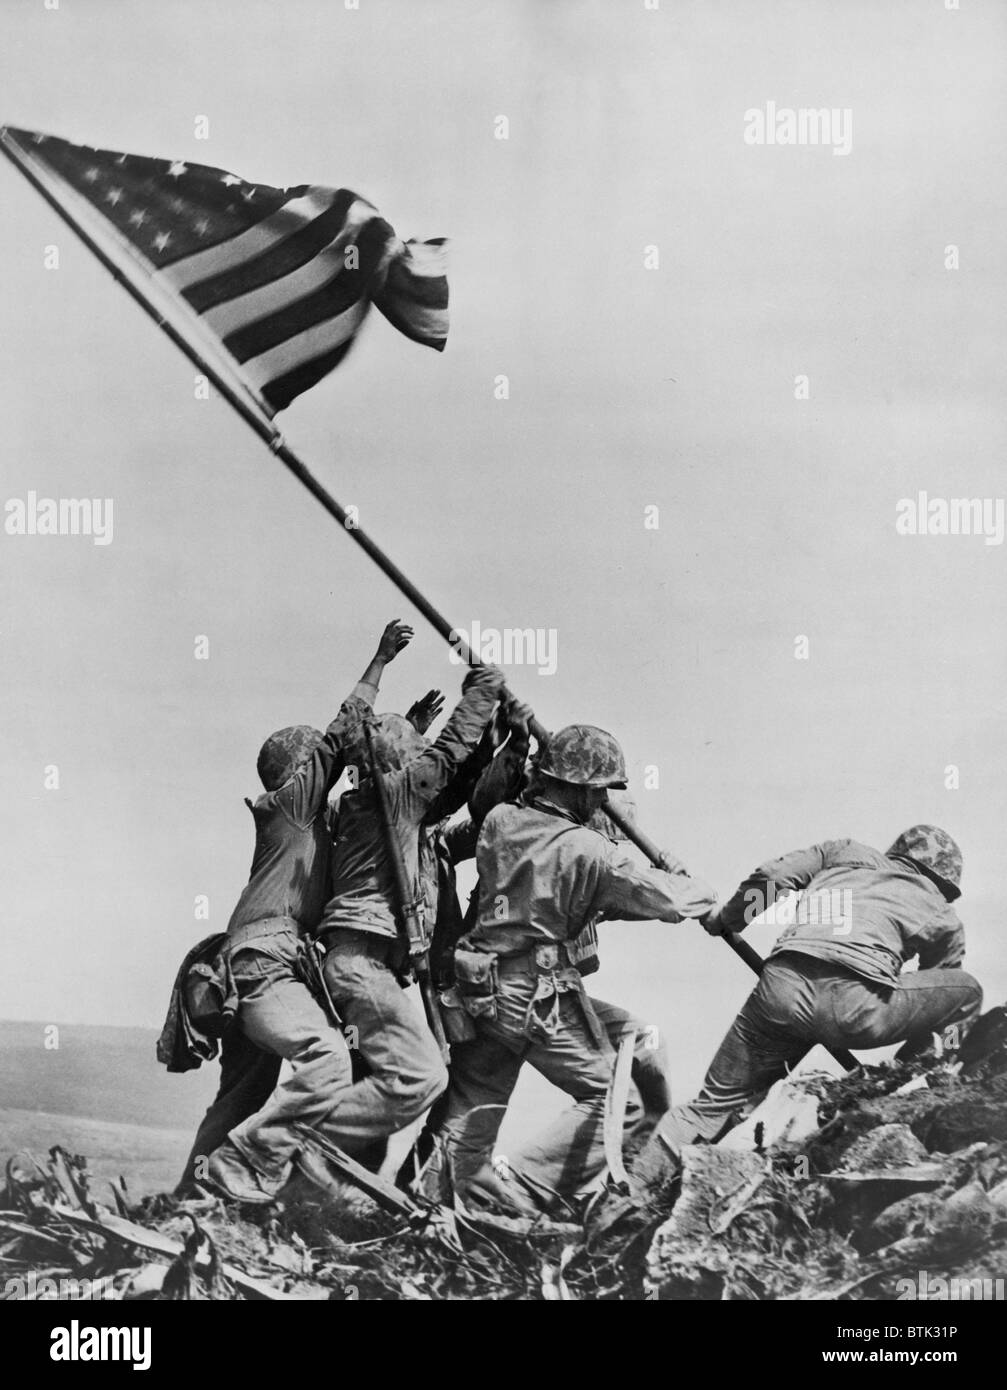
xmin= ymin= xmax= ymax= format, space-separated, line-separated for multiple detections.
xmin=287 ymin=620 xmax=413 ymax=825
xmin=353 ymin=619 xmax=414 ymax=703
xmin=715 ymin=841 xmax=851 ymax=934
xmin=398 ymin=665 xmax=508 ymax=819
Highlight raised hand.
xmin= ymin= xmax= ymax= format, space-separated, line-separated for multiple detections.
xmin=406 ymin=688 xmax=445 ymax=734
xmin=377 ymin=619 xmax=414 ymax=663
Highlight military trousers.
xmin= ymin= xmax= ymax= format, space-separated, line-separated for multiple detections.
xmin=660 ymin=951 xmax=983 ymax=1153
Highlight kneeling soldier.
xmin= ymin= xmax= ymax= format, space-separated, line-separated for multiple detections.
xmin=654 ymin=824 xmax=983 ymax=1161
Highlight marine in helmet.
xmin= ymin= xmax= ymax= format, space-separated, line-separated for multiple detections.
xmin=298 ymin=662 xmax=508 ymax=1177
xmin=415 ymin=723 xmax=717 ymax=1217
xmin=638 ymin=825 xmax=982 ymax=1182
xmin=182 ymin=619 xmax=413 ymax=1202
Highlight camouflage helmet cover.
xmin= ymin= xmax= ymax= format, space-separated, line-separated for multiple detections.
xmin=538 ymin=724 xmax=628 ymax=789
xmin=887 ymin=824 xmax=963 ymax=897
xmin=257 ymin=725 xmax=324 ymax=791
xmin=347 ymin=713 xmax=428 ymax=778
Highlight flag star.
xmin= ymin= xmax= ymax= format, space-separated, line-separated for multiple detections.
xmin=115 ymin=154 xmax=128 ymax=165
xmin=104 ymin=187 xmax=123 ymax=206
xmin=221 ymin=173 xmax=242 ymax=187
xmin=241 ymin=187 xmax=257 ymax=202
xmin=167 ymin=160 xmax=188 ymax=179
xmin=128 ymin=208 xmax=149 ymax=227
xmin=83 ymin=167 xmax=100 ymax=183
xmin=169 ymin=197 xmax=186 ymax=213
xmin=152 ymin=230 xmax=172 ymax=252
xmin=193 ymin=217 xmax=211 ymax=236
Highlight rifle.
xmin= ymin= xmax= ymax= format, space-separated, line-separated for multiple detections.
xmin=362 ymin=719 xmax=449 ymax=1061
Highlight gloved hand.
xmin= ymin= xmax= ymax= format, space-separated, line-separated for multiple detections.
xmin=504 ymin=697 xmax=534 ymax=757
xmin=656 ymin=849 xmax=689 ymax=876
xmin=701 ymin=905 xmax=727 ymax=937
xmin=462 ymin=664 xmax=507 ymax=696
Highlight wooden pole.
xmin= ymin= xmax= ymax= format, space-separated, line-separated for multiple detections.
xmin=1 ymin=128 xmax=484 ymax=660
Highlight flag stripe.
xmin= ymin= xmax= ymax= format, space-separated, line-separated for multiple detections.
xmin=377 ymin=258 xmax=451 ymax=309
xmin=202 ymin=230 xmax=364 ymax=338
xmin=261 ymin=340 xmax=357 ymax=412
xmin=14 ymin=130 xmax=449 ymax=413
xmin=395 ymin=237 xmax=450 ymax=280
xmin=157 ymin=186 xmax=338 ymax=291
xmin=222 ymin=216 xmax=390 ymax=362
xmin=182 ymin=190 xmax=367 ymax=314
xmin=241 ymin=298 xmax=370 ymax=391
xmin=373 ymin=295 xmax=449 ymax=350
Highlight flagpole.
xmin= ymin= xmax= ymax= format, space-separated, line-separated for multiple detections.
xmin=2 ymin=129 xmax=488 ymax=660
xmin=5 ymin=131 xmax=736 ymax=885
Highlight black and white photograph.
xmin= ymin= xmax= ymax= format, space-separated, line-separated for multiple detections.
xmin=1 ymin=0 xmax=1005 ymax=1348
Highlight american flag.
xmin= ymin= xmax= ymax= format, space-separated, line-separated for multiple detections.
xmin=2 ymin=127 xmax=449 ymax=414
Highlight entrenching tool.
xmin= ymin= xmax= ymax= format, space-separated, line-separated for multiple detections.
xmin=602 ymin=1029 xmax=637 ymax=1194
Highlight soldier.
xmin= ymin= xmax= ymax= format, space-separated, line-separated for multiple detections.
xmin=418 ymin=724 xmax=717 ymax=1216
xmin=297 ymin=663 xmax=507 ymax=1181
xmin=640 ymin=825 xmax=983 ymax=1186
xmin=185 ymin=620 xmax=413 ymax=1202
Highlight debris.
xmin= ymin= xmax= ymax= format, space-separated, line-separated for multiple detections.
xmin=720 ymin=1071 xmax=823 ymax=1153
xmin=161 ymin=1216 xmax=231 ymax=1300
xmin=645 ymin=1147 xmax=770 ymax=1299
xmin=4 ymin=1002 xmax=1007 ymax=1299
xmin=917 ymin=1088 xmax=1007 ymax=1152
xmin=122 ymin=1263 xmax=168 ymax=1298
xmin=893 ymin=1074 xmax=929 ymax=1096
xmin=541 ymin=1245 xmax=577 ymax=1301
xmin=958 ymin=1004 xmax=1007 ymax=1078
xmin=835 ymin=1122 xmax=930 ymax=1172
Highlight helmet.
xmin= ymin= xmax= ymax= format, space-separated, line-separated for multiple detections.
xmin=371 ymin=714 xmax=428 ymax=772
xmin=257 ymin=725 xmax=324 ymax=791
xmin=887 ymin=824 xmax=963 ymax=899
xmin=537 ymin=724 xmax=627 ymax=788
xmin=347 ymin=713 xmax=428 ymax=777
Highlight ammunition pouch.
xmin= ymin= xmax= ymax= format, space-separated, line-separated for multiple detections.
xmin=439 ymin=985 xmax=478 ymax=1042
xmin=453 ymin=946 xmax=499 ymax=1021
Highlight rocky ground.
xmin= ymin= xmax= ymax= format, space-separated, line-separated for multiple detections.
xmin=3 ymin=1004 xmax=1005 ymax=1301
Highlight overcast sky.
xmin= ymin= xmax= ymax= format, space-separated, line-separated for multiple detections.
xmin=1 ymin=0 xmax=1004 ymax=1115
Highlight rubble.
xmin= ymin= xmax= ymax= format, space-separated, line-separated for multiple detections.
xmin=645 ymin=1007 xmax=1007 ymax=1300
xmin=4 ymin=1004 xmax=1007 ymax=1300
